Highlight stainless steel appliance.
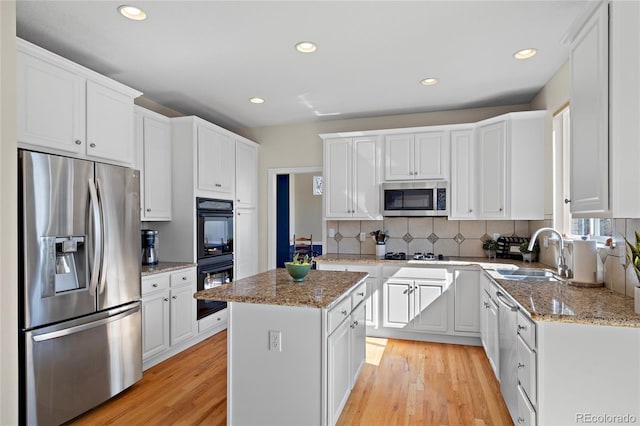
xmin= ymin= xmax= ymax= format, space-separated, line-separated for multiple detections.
xmin=381 ymin=181 xmax=448 ymax=216
xmin=496 ymin=289 xmax=518 ymax=423
xmin=196 ymin=197 xmax=234 ymax=319
xmin=18 ymin=150 xmax=142 ymax=426
xmin=141 ymin=229 xmax=159 ymax=265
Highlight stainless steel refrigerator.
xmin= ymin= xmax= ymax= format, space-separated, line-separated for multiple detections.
xmin=18 ymin=150 xmax=142 ymax=426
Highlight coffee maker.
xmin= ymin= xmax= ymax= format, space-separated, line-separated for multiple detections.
xmin=141 ymin=229 xmax=158 ymax=265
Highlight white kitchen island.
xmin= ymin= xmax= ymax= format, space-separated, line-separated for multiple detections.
xmin=195 ymin=268 xmax=368 ymax=426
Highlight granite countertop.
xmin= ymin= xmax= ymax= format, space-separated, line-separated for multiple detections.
xmin=141 ymin=261 xmax=196 ymax=276
xmin=194 ymin=269 xmax=368 ymax=309
xmin=316 ymin=254 xmax=640 ymax=328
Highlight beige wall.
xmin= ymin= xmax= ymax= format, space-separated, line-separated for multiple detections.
xmin=1 ymin=1 xmax=18 ymax=424
xmin=530 ymin=60 xmax=570 ymax=220
xmin=239 ymin=104 xmax=532 ymax=272
xmin=292 ymin=173 xmax=322 ymax=243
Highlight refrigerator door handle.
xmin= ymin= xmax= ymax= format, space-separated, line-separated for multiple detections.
xmin=88 ymin=178 xmax=102 ymax=296
xmin=32 ymin=304 xmax=141 ymax=342
xmin=96 ymin=178 xmax=108 ymax=295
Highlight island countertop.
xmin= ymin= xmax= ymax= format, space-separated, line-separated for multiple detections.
xmin=194 ymin=268 xmax=368 ymax=309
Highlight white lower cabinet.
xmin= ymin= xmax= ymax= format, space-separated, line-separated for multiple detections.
xmin=453 ymin=269 xmax=480 ymax=333
xmin=327 ymin=283 xmax=367 ymax=425
xmin=517 ymin=384 xmax=537 ymax=426
xmin=383 ymin=270 xmax=448 ymax=332
xmin=142 ymin=267 xmax=206 ymax=368
xmin=479 ymin=273 xmax=499 ymax=378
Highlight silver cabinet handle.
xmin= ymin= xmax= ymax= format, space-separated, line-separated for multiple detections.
xmin=163 ymin=297 xmax=169 ymax=302
xmin=152 ymin=283 xmax=158 ymax=288
xmin=564 ymin=198 xmax=571 ymax=204
xmin=357 ymin=292 xmax=365 ymax=296
xmin=182 ymin=276 xmax=187 ymax=280
xmin=75 ymin=139 xmax=82 ymax=145
xmin=518 ymin=324 xmax=527 ymax=331
xmin=341 ymin=310 xmax=348 ymax=316
xmin=499 ymin=207 xmax=503 ymax=212
xmin=517 ymin=363 xmax=526 ymax=369
xmin=215 ymin=183 xmax=222 ymax=188
xmin=517 ymin=417 xmax=525 ymax=424
xmin=90 ymin=143 xmax=96 ymax=148
xmin=146 ymin=208 xmax=151 ymax=212
xmin=469 ymin=209 xmax=473 ymax=213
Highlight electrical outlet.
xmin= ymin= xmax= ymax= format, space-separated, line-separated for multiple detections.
xmin=328 ymin=228 xmax=335 ymax=238
xmin=543 ymin=236 xmax=549 ymax=248
xmin=359 ymin=232 xmax=366 ymax=242
xmin=269 ymin=330 xmax=282 ymax=352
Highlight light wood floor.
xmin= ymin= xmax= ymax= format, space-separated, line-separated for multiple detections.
xmin=69 ymin=331 xmax=512 ymax=425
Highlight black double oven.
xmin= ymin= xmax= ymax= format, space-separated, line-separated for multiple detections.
xmin=196 ymin=197 xmax=234 ymax=320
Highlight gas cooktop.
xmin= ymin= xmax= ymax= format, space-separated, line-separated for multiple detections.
xmin=383 ymin=252 xmax=446 ymax=261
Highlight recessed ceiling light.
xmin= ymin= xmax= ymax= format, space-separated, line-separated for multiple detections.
xmin=118 ymin=5 xmax=147 ymax=21
xmin=513 ymin=48 xmax=537 ymax=60
xmin=295 ymin=41 xmax=317 ymax=53
xmin=420 ymin=78 xmax=439 ymax=86
xmin=249 ymin=97 xmax=265 ymax=104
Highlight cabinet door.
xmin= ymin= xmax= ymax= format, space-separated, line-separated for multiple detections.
xmin=384 ymin=134 xmax=414 ymax=180
xmin=142 ymin=290 xmax=170 ymax=360
xmin=86 ymin=81 xmax=134 ymax=165
xmin=170 ymin=284 xmax=195 ymax=346
xmin=17 ymin=51 xmax=85 ymax=154
xmin=364 ymin=277 xmax=379 ymax=328
xmin=327 ymin=318 xmax=351 ymax=425
xmin=235 ymin=208 xmax=258 ymax=280
xmin=477 ymin=121 xmax=507 ymax=218
xmin=350 ymin=302 xmax=366 ymax=387
xmin=383 ymin=279 xmax=412 ymax=328
xmin=450 ymin=129 xmax=476 ymax=219
xmin=480 ymin=289 xmax=490 ymax=353
xmin=414 ymin=131 xmax=448 ymax=179
xmin=352 ymin=136 xmax=380 ymax=218
xmin=142 ymin=115 xmax=172 ymax=220
xmin=235 ymin=140 xmax=258 ymax=208
xmin=517 ymin=385 xmax=536 ymax=426
xmin=453 ymin=270 xmax=480 ymax=333
xmin=325 ymin=138 xmax=352 ymax=217
xmin=569 ymin=3 xmax=609 ymax=214
xmin=197 ymin=125 xmax=235 ymax=196
xmin=413 ymin=281 xmax=448 ymax=332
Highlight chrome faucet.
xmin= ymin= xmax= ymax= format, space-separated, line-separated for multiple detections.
xmin=528 ymin=227 xmax=571 ymax=278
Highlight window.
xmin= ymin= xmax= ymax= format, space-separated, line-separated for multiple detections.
xmin=553 ymin=106 xmax=611 ymax=241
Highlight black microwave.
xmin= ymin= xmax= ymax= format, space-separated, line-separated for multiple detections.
xmin=381 ymin=181 xmax=448 ymax=216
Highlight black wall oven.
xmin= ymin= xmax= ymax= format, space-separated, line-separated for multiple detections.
xmin=196 ymin=198 xmax=234 ymax=319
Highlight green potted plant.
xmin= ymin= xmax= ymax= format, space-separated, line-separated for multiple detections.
xmin=284 ymin=253 xmax=313 ymax=283
xmin=519 ymin=241 xmax=539 ymax=263
xmin=482 ymin=239 xmax=499 ymax=259
xmin=623 ymin=231 xmax=640 ymax=314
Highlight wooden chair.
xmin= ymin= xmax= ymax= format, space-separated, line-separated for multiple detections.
xmin=292 ymin=234 xmax=313 ymax=259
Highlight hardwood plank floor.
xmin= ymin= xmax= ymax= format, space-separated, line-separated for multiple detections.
xmin=69 ymin=332 xmax=512 ymax=425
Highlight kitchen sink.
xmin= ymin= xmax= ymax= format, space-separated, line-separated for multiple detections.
xmin=494 ymin=268 xmax=558 ymax=281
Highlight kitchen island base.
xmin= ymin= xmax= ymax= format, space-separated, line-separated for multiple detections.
xmin=228 ymin=302 xmax=324 ymax=425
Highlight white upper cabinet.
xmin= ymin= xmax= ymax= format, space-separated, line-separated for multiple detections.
xmin=197 ymin=124 xmax=235 ymax=198
xmin=610 ymin=1 xmax=640 ymax=218
xmin=384 ymin=130 xmax=449 ymax=180
xmin=475 ymin=111 xmax=545 ymax=220
xmin=568 ymin=2 xmax=609 ymax=216
xmin=449 ymin=128 xmax=476 ymax=219
xmin=134 ymin=106 xmax=172 ymax=221
xmin=477 ymin=120 xmax=507 ymax=219
xmin=235 ymin=140 xmax=259 ymax=209
xmin=323 ymin=136 xmax=380 ymax=219
xmin=16 ymin=38 xmax=141 ymax=166
xmin=86 ymin=81 xmax=135 ymax=165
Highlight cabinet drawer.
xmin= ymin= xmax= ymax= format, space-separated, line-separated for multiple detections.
xmin=517 ymin=384 xmax=536 ymax=426
xmin=517 ymin=310 xmax=536 ymax=349
xmin=517 ymin=334 xmax=537 ymax=406
xmin=328 ymin=298 xmax=351 ymax=335
xmin=351 ymin=282 xmax=367 ymax=308
xmin=142 ymin=273 xmax=170 ymax=295
xmin=170 ymin=268 xmax=196 ymax=286
xmin=198 ymin=308 xmax=227 ymax=333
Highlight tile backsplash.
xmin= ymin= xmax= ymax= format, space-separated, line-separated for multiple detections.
xmin=326 ymin=217 xmax=640 ymax=299
xmin=326 ymin=218 xmax=533 ymax=258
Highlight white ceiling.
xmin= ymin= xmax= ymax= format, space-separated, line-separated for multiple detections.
xmin=16 ymin=1 xmax=590 ymax=130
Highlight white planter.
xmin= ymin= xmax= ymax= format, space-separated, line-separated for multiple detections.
xmin=635 ymin=287 xmax=640 ymax=315
xmin=375 ymin=244 xmax=386 ymax=259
